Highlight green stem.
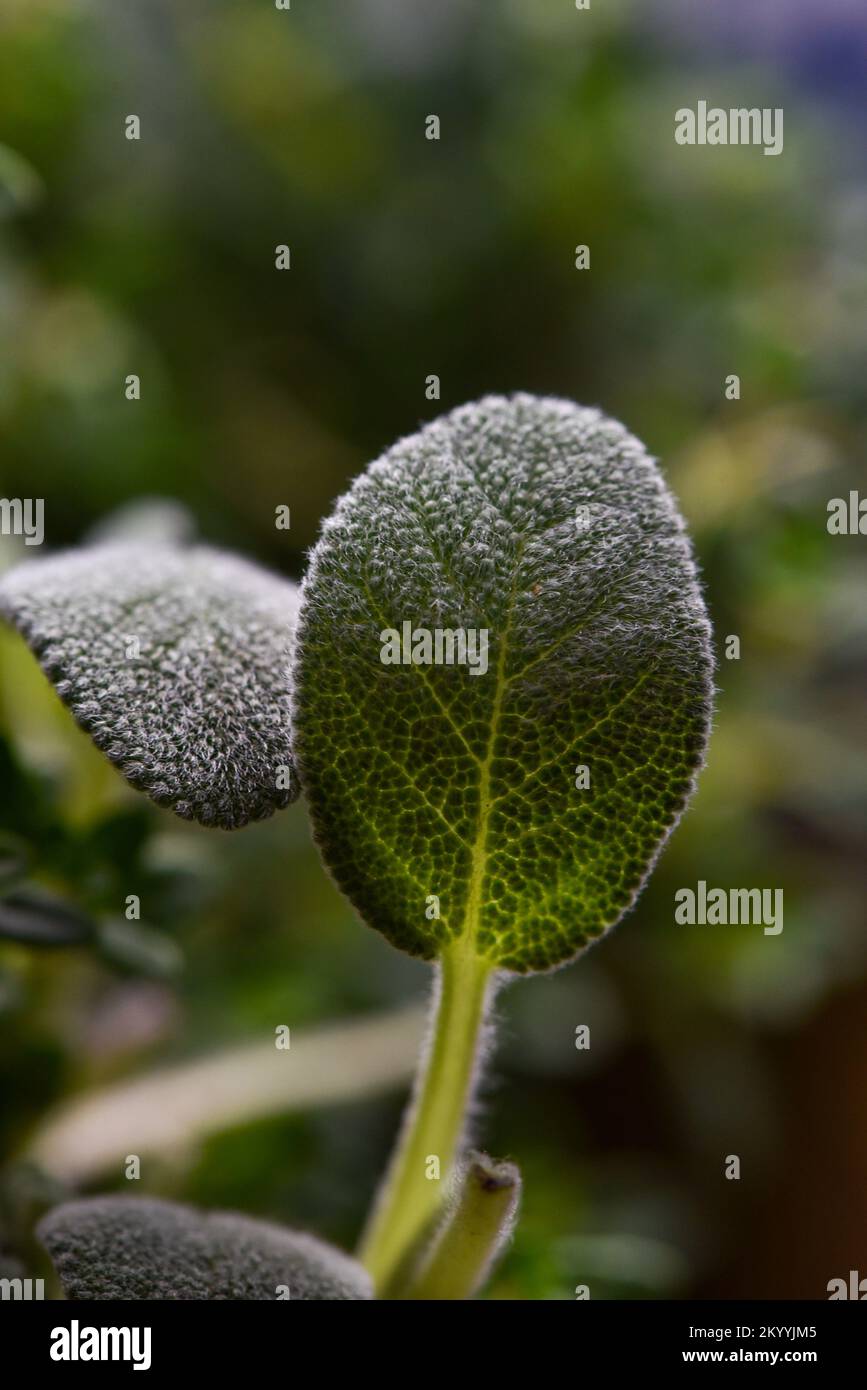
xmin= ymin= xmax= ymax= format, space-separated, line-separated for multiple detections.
xmin=406 ymin=1152 xmax=521 ymax=1300
xmin=358 ymin=941 xmax=494 ymax=1296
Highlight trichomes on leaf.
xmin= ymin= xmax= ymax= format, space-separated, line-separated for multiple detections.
xmin=293 ymin=393 xmax=713 ymax=973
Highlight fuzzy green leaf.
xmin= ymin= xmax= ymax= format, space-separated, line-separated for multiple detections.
xmin=294 ymin=394 xmax=713 ymax=972
xmin=38 ymin=1196 xmax=373 ymax=1300
xmin=0 ymin=542 xmax=300 ymax=829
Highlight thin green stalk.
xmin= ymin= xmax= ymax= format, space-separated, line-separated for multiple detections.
xmin=406 ymin=1152 xmax=521 ymax=1300
xmin=358 ymin=941 xmax=494 ymax=1296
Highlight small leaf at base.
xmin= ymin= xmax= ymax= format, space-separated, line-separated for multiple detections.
xmin=38 ymin=1196 xmax=373 ymax=1300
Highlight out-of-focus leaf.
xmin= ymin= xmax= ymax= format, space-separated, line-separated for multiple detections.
xmin=0 ymin=142 xmax=43 ymax=218
xmin=0 ymin=736 xmax=60 ymax=841
xmin=85 ymin=498 xmax=197 ymax=547
xmin=95 ymin=918 xmax=183 ymax=979
xmin=555 ymin=1233 xmax=689 ymax=1299
xmin=0 ymin=889 xmax=95 ymax=947
xmin=0 ymin=833 xmax=30 ymax=891
xmin=76 ymin=808 xmax=153 ymax=879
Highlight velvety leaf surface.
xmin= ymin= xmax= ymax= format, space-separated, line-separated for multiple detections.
xmin=0 ymin=543 xmax=300 ymax=828
xmin=38 ymin=1196 xmax=373 ymax=1300
xmin=293 ymin=394 xmax=713 ymax=972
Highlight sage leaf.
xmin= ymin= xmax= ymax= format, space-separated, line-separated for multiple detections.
xmin=38 ymin=1196 xmax=373 ymax=1300
xmin=0 ymin=542 xmax=300 ymax=829
xmin=0 ymin=832 xmax=30 ymax=891
xmin=85 ymin=497 xmax=197 ymax=547
xmin=294 ymin=394 xmax=713 ymax=972
xmin=0 ymin=889 xmax=95 ymax=947
xmin=95 ymin=917 xmax=183 ymax=978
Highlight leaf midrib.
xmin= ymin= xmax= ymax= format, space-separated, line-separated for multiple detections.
xmin=458 ymin=539 xmax=525 ymax=960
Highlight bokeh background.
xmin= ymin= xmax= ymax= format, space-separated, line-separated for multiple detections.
xmin=1 ymin=0 xmax=866 ymax=1299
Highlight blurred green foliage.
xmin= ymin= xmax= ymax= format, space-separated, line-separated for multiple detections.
xmin=1 ymin=0 xmax=865 ymax=1298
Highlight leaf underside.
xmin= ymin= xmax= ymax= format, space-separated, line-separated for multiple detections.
xmin=38 ymin=1196 xmax=373 ymax=1300
xmin=293 ymin=394 xmax=713 ymax=972
xmin=0 ymin=542 xmax=300 ymax=829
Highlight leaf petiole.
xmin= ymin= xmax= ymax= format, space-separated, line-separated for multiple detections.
xmin=405 ymin=1151 xmax=521 ymax=1300
xmin=358 ymin=941 xmax=495 ymax=1296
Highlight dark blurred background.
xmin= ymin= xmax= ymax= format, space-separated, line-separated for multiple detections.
xmin=1 ymin=0 xmax=865 ymax=1299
